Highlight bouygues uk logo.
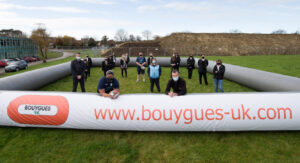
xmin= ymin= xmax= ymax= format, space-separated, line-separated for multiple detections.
xmin=7 ymin=95 xmax=69 ymax=125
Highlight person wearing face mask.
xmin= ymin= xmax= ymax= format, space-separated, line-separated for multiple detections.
xmin=147 ymin=58 xmax=161 ymax=93
xmin=186 ymin=55 xmax=195 ymax=79
xmin=85 ymin=54 xmax=92 ymax=77
xmin=170 ymin=54 xmax=177 ymax=77
xmin=120 ymin=54 xmax=128 ymax=78
xmin=198 ymin=54 xmax=209 ymax=85
xmin=147 ymin=52 xmax=154 ymax=66
xmin=136 ymin=52 xmax=147 ymax=82
xmin=101 ymin=57 xmax=109 ymax=76
xmin=175 ymin=53 xmax=181 ymax=72
xmin=165 ymin=70 xmax=187 ymax=97
xmin=71 ymin=53 xmax=86 ymax=92
xmin=125 ymin=53 xmax=130 ymax=64
xmin=108 ymin=53 xmax=116 ymax=69
xmin=97 ymin=70 xmax=120 ymax=99
xmin=213 ymin=59 xmax=225 ymax=93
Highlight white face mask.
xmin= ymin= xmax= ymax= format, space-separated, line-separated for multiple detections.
xmin=76 ymin=57 xmax=81 ymax=60
xmin=172 ymin=76 xmax=179 ymax=81
xmin=152 ymin=61 xmax=156 ymax=64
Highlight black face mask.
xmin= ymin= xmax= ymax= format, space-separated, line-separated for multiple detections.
xmin=202 ymin=57 xmax=205 ymax=59
xmin=217 ymin=63 xmax=221 ymax=65
xmin=106 ymin=78 xmax=113 ymax=83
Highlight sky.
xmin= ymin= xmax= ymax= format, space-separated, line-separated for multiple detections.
xmin=0 ymin=0 xmax=299 ymax=40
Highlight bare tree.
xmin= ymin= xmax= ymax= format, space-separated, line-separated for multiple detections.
xmin=272 ymin=29 xmax=287 ymax=34
xmin=142 ymin=30 xmax=152 ymax=40
xmin=136 ymin=35 xmax=142 ymax=41
xmin=114 ymin=29 xmax=128 ymax=42
xmin=129 ymin=34 xmax=136 ymax=41
xmin=229 ymin=29 xmax=243 ymax=33
xmin=30 ymin=25 xmax=50 ymax=63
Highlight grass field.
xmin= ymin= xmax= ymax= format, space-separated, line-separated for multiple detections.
xmin=0 ymin=55 xmax=300 ymax=162
xmin=41 ymin=51 xmax=63 ymax=59
xmin=206 ymin=55 xmax=300 ymax=78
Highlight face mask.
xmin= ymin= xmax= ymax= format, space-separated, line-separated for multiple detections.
xmin=106 ymin=77 xmax=113 ymax=83
xmin=76 ymin=57 xmax=81 ymax=60
xmin=172 ymin=76 xmax=179 ymax=82
xmin=202 ymin=57 xmax=205 ymax=59
xmin=152 ymin=61 xmax=156 ymax=64
xmin=217 ymin=63 xmax=221 ymax=65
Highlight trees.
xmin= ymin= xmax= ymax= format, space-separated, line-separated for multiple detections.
xmin=88 ymin=37 xmax=97 ymax=46
xmin=101 ymin=35 xmax=108 ymax=45
xmin=30 ymin=26 xmax=50 ymax=63
xmin=114 ymin=29 xmax=128 ymax=42
xmin=142 ymin=30 xmax=152 ymax=40
xmin=136 ymin=35 xmax=142 ymax=42
xmin=272 ymin=29 xmax=287 ymax=34
xmin=129 ymin=34 xmax=136 ymax=41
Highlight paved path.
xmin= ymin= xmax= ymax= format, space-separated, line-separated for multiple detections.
xmin=0 ymin=51 xmax=74 ymax=75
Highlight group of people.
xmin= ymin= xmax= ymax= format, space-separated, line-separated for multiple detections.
xmin=71 ymin=52 xmax=226 ymax=99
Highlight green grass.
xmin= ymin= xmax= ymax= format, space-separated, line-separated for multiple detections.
xmin=39 ymin=67 xmax=253 ymax=93
xmin=1 ymin=55 xmax=300 ymax=162
xmin=206 ymin=55 xmax=300 ymax=78
xmin=42 ymin=51 xmax=63 ymax=59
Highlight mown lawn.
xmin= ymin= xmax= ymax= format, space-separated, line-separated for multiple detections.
xmin=0 ymin=55 xmax=300 ymax=162
xmin=206 ymin=54 xmax=300 ymax=78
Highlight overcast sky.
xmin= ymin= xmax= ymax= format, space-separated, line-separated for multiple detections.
xmin=0 ymin=0 xmax=299 ymax=40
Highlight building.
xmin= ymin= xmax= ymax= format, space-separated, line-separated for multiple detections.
xmin=0 ymin=36 xmax=38 ymax=59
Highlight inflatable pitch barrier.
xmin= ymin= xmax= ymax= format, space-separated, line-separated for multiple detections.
xmin=0 ymin=91 xmax=299 ymax=131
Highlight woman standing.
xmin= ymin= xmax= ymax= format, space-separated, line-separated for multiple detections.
xmin=120 ymin=54 xmax=128 ymax=78
xmin=147 ymin=58 xmax=161 ymax=93
xmin=213 ymin=59 xmax=226 ymax=92
xmin=186 ymin=55 xmax=195 ymax=79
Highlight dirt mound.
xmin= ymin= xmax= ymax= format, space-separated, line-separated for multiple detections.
xmin=103 ymin=33 xmax=300 ymax=56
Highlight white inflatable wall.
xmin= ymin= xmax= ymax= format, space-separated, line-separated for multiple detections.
xmin=1 ymin=91 xmax=299 ymax=131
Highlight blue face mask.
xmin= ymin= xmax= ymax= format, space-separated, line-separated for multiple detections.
xmin=172 ymin=76 xmax=179 ymax=82
xmin=152 ymin=61 xmax=156 ymax=64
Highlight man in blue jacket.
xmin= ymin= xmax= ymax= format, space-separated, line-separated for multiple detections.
xmin=147 ymin=58 xmax=161 ymax=93
xmin=97 ymin=70 xmax=120 ymax=99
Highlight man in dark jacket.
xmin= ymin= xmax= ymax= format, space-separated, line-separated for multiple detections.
xmin=102 ymin=57 xmax=109 ymax=76
xmin=175 ymin=53 xmax=181 ymax=72
xmin=187 ymin=55 xmax=195 ymax=79
xmin=198 ymin=55 xmax=209 ymax=85
xmin=213 ymin=59 xmax=225 ymax=93
xmin=108 ymin=53 xmax=116 ymax=69
xmin=147 ymin=52 xmax=154 ymax=66
xmin=85 ymin=54 xmax=92 ymax=77
xmin=165 ymin=70 xmax=187 ymax=97
xmin=71 ymin=53 xmax=86 ymax=92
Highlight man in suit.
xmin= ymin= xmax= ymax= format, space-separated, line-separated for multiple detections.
xmin=71 ymin=53 xmax=86 ymax=92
